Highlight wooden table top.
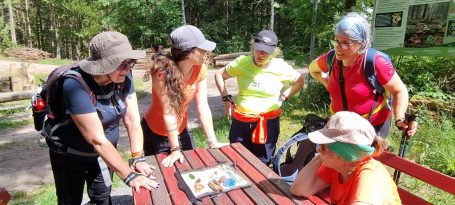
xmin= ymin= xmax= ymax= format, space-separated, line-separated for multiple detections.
xmin=133 ymin=143 xmax=329 ymax=205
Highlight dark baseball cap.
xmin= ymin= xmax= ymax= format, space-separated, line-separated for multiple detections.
xmin=253 ymin=30 xmax=278 ymax=54
xmin=79 ymin=31 xmax=145 ymax=75
xmin=170 ymin=25 xmax=216 ymax=51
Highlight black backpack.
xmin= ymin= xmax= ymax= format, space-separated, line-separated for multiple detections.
xmin=32 ymin=62 xmax=95 ymax=131
xmin=271 ymin=114 xmax=327 ymax=183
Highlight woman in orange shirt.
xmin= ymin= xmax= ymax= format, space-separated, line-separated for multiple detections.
xmin=142 ymin=25 xmax=227 ymax=167
xmin=290 ymin=111 xmax=401 ymax=205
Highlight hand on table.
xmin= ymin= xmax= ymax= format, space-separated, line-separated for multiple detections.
xmin=209 ymin=141 xmax=229 ymax=149
xmin=162 ymin=150 xmax=184 ymax=167
xmin=129 ymin=174 xmax=160 ymax=192
xmin=134 ymin=161 xmax=156 ymax=178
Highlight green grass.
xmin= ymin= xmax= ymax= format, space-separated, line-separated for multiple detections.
xmin=34 ymin=58 xmax=74 ymax=66
xmin=9 ymin=184 xmax=57 ymax=205
xmin=0 ymin=54 xmax=73 ymax=66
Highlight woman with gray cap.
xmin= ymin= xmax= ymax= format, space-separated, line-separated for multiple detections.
xmin=308 ymin=12 xmax=417 ymax=138
xmin=214 ymin=30 xmax=304 ymax=165
xmin=142 ymin=25 xmax=227 ymax=167
xmin=290 ymin=111 xmax=401 ymax=205
xmin=44 ymin=31 xmax=159 ymax=204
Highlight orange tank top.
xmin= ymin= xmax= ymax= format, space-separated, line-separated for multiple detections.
xmin=143 ymin=64 xmax=207 ymax=136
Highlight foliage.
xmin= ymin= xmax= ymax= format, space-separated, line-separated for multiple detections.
xmin=394 ymin=56 xmax=455 ymax=99
xmin=299 ymin=79 xmax=331 ymax=111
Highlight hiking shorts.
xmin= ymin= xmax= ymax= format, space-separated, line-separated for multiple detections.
xmin=229 ymin=117 xmax=280 ymax=165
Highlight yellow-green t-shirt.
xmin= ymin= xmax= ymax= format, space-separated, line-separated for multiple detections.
xmin=226 ymin=55 xmax=300 ymax=114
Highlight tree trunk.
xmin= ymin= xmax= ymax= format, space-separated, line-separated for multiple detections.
xmin=180 ymin=0 xmax=186 ymax=25
xmin=50 ymin=3 xmax=61 ymax=58
xmin=25 ymin=0 xmax=32 ymax=47
xmin=7 ymin=0 xmax=17 ymax=46
xmin=344 ymin=0 xmax=356 ymax=12
xmin=270 ymin=0 xmax=274 ymax=31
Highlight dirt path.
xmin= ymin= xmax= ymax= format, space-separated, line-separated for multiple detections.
xmin=0 ymin=60 xmax=307 ymax=197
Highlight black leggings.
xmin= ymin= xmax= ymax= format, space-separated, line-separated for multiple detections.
xmin=49 ymin=151 xmax=112 ymax=205
xmin=141 ymin=119 xmax=195 ymax=156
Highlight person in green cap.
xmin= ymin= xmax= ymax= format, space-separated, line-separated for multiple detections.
xmin=290 ymin=111 xmax=401 ymax=205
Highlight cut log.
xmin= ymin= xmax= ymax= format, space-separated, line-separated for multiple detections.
xmin=213 ymin=52 xmax=250 ymax=60
xmin=215 ymin=59 xmax=235 ymax=68
xmin=0 ymin=90 xmax=35 ymax=103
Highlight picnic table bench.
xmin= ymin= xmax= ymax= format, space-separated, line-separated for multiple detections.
xmin=375 ymin=152 xmax=455 ymax=205
xmin=133 ymin=143 xmax=329 ymax=205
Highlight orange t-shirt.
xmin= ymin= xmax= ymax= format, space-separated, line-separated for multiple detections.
xmin=143 ymin=64 xmax=207 ymax=136
xmin=317 ymin=157 xmax=401 ymax=205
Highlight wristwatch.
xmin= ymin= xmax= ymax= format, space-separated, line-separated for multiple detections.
xmin=170 ymin=146 xmax=181 ymax=152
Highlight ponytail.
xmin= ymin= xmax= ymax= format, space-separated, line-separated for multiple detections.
xmin=371 ymin=136 xmax=389 ymax=157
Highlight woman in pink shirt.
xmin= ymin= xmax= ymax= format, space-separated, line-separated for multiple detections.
xmin=308 ymin=12 xmax=417 ymax=137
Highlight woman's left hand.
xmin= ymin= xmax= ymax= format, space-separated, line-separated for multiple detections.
xmin=396 ymin=120 xmax=418 ymax=137
xmin=209 ymin=142 xmax=230 ymax=149
xmin=134 ymin=162 xmax=156 ymax=178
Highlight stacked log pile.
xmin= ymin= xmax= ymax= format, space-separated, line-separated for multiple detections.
xmin=134 ymin=48 xmax=154 ymax=70
xmin=213 ymin=52 xmax=250 ymax=68
xmin=3 ymin=48 xmax=51 ymax=61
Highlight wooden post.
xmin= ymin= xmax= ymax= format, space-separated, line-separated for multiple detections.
xmin=8 ymin=63 xmax=35 ymax=91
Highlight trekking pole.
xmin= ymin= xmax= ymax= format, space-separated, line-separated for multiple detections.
xmin=393 ymin=113 xmax=417 ymax=184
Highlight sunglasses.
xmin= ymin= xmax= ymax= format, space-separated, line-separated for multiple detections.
xmin=330 ymin=39 xmax=355 ymax=49
xmin=117 ymin=59 xmax=137 ymax=71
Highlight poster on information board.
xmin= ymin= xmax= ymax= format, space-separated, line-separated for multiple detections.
xmin=372 ymin=0 xmax=455 ymax=56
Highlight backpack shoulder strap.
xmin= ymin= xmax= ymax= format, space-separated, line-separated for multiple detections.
xmin=326 ymin=49 xmax=336 ymax=75
xmin=61 ymin=67 xmax=96 ymax=106
xmin=364 ymin=48 xmax=386 ymax=95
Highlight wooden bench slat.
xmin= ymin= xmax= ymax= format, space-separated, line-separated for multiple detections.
xmin=156 ymin=153 xmax=192 ymax=205
xmin=376 ymin=152 xmax=455 ymax=195
xmin=195 ymin=148 xmax=253 ymax=205
xmin=149 ymin=155 xmax=172 ymax=205
xmin=133 ymin=188 xmax=152 ymax=205
xmin=220 ymin=145 xmax=297 ymax=205
xmin=231 ymin=143 xmax=325 ymax=205
xmin=398 ymin=188 xmax=432 ymax=205
xmin=183 ymin=149 xmax=232 ymax=205
xmin=208 ymin=148 xmax=274 ymax=205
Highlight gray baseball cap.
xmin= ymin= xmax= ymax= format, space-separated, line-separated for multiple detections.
xmin=253 ymin=30 xmax=278 ymax=54
xmin=79 ymin=31 xmax=145 ymax=75
xmin=170 ymin=25 xmax=216 ymax=51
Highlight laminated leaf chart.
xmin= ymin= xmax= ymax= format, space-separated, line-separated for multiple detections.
xmin=177 ymin=163 xmax=250 ymax=199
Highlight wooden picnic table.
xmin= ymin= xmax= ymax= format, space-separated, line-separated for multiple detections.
xmin=133 ymin=143 xmax=330 ymax=205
